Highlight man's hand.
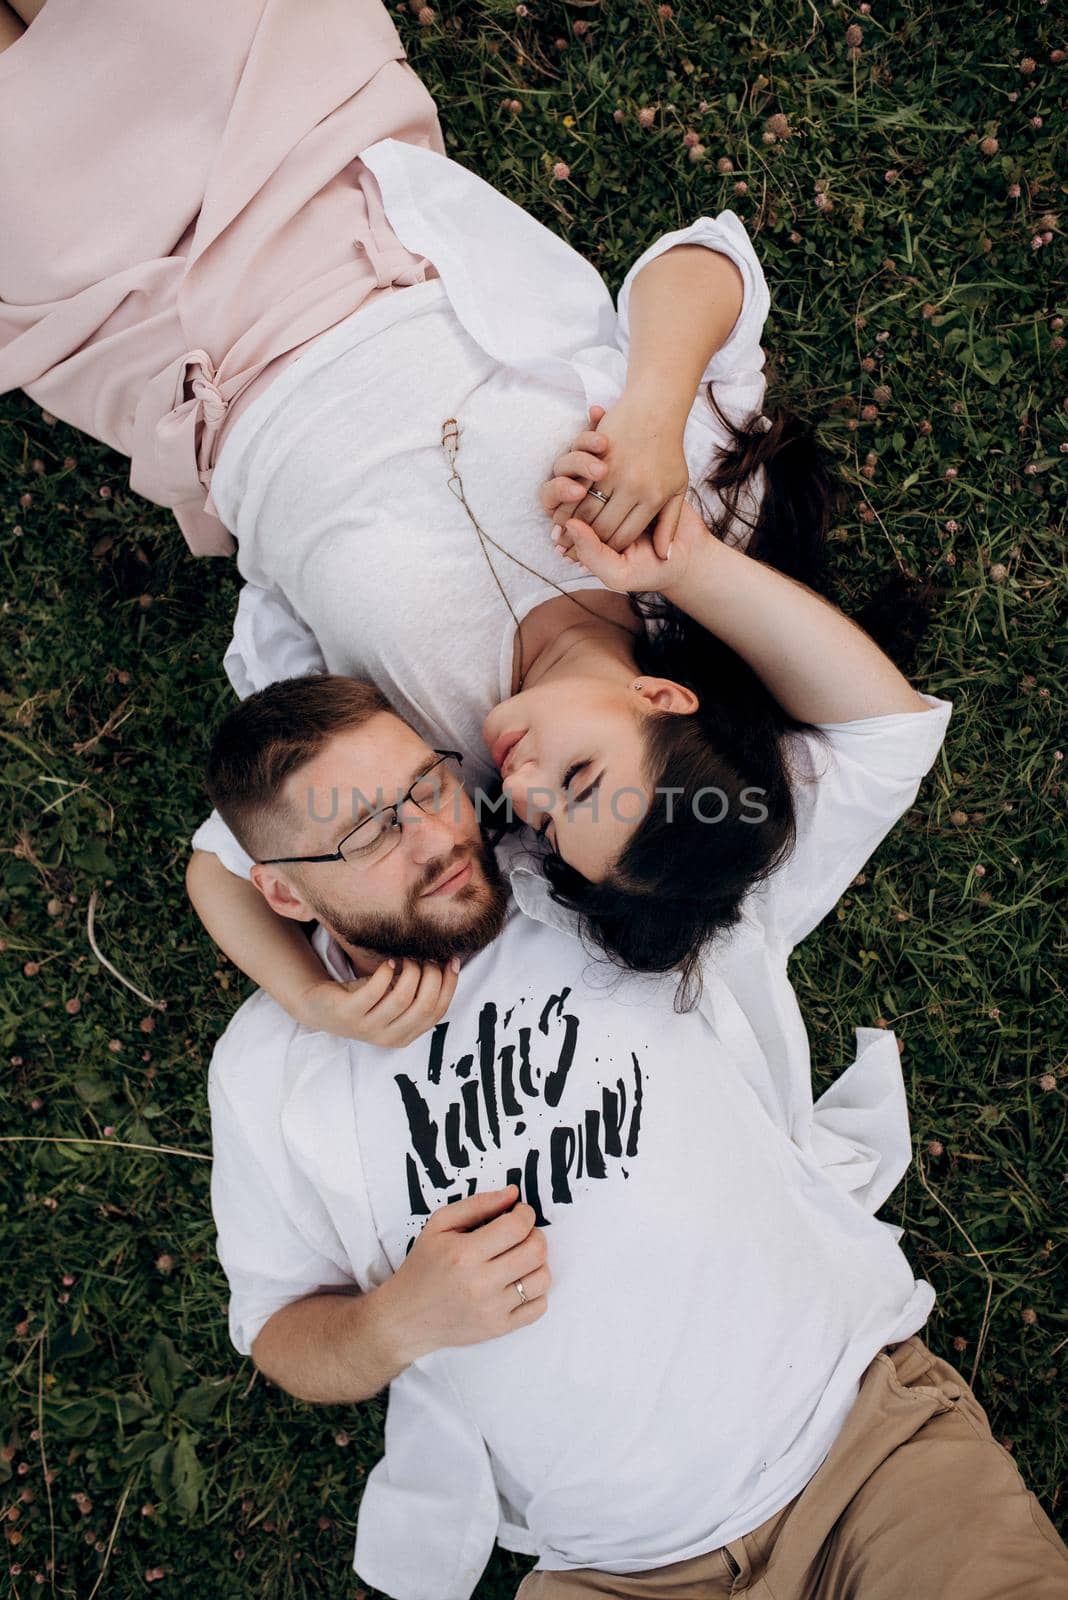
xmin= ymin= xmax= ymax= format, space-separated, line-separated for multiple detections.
xmin=540 ymin=401 xmax=689 ymax=559
xmin=252 ymin=1185 xmax=550 ymax=1404
xmin=297 ymin=957 xmax=461 ymax=1046
xmin=385 ymin=1186 xmax=550 ymax=1364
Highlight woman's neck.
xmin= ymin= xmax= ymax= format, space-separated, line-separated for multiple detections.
xmin=512 ymin=591 xmax=641 ymax=694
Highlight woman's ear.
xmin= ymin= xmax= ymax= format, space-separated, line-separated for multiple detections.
xmin=635 ymin=677 xmax=700 ymax=716
xmin=250 ymin=864 xmax=316 ymax=922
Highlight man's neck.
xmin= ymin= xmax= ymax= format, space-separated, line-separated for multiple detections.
xmin=321 ymin=929 xmax=389 ymax=980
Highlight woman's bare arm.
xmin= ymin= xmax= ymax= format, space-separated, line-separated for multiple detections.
xmin=623 ymin=245 xmax=745 ymax=434
xmin=560 ymin=502 xmax=925 ymax=725
xmin=545 ymin=248 xmax=745 ymax=552
xmin=186 ymin=849 xmax=331 ymax=1024
xmin=185 ymin=849 xmax=460 ymax=1044
xmin=664 ymin=527 xmax=926 ymax=724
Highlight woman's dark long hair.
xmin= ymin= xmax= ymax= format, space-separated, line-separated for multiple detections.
xmin=542 ymin=392 xmax=837 ymax=1010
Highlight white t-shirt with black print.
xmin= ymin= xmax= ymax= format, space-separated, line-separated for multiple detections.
xmin=208 ymin=699 xmax=952 ymax=1600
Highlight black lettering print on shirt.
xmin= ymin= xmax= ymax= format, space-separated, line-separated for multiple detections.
xmin=394 ymin=988 xmax=645 ymax=1255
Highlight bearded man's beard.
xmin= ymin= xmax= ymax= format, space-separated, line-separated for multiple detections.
xmin=306 ymin=838 xmax=510 ymax=963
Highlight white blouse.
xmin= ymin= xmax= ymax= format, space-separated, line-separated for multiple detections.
xmin=198 ymin=139 xmax=772 ymax=859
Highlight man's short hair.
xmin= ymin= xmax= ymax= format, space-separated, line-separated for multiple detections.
xmin=205 ymin=675 xmax=394 ymax=861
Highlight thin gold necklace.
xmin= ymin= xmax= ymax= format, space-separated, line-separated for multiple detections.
xmin=441 ymin=417 xmax=633 ymax=691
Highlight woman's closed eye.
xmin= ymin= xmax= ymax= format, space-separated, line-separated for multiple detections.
xmin=536 ymin=761 xmax=598 ymax=848
xmin=565 ymin=762 xmax=606 ymax=809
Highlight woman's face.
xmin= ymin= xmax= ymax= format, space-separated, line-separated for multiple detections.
xmin=483 ymin=673 xmax=696 ymax=880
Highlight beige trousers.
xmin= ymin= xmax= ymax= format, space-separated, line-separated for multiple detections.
xmin=517 ymin=1338 xmax=1067 ymax=1600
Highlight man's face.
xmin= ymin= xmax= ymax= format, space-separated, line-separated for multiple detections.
xmin=253 ymin=713 xmax=509 ymax=962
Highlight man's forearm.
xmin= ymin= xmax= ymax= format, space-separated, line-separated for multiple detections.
xmin=251 ymin=1279 xmax=412 ymax=1405
xmin=624 ymin=245 xmax=745 ymax=426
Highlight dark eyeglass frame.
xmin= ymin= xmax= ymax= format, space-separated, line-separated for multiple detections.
xmin=256 ymin=749 xmax=465 ymax=866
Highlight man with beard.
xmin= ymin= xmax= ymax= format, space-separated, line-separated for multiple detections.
xmin=202 ymin=673 xmax=1066 ymax=1600
xmin=202 ymin=673 xmax=511 ymax=1045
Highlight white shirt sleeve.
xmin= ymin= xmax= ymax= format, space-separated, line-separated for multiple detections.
xmin=747 ymin=695 xmax=952 ymax=952
xmin=191 ymin=809 xmax=256 ymax=880
xmin=208 ymin=998 xmax=358 ymax=1356
xmin=191 ymin=583 xmax=329 ymax=876
xmin=222 ymin=581 xmax=327 ymax=698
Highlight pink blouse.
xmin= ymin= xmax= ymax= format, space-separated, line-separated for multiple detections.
xmin=0 ymin=0 xmax=442 ymax=554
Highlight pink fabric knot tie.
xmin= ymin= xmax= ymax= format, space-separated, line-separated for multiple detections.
xmin=131 ymin=345 xmax=240 ymax=527
xmin=166 ymin=347 xmax=232 ymax=492
xmin=189 ymin=364 xmax=229 ymax=429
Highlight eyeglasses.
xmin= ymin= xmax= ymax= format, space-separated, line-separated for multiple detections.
xmin=258 ymin=750 xmax=466 ymax=870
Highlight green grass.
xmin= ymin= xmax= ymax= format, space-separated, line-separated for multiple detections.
xmin=1 ymin=0 xmax=1064 ymax=1593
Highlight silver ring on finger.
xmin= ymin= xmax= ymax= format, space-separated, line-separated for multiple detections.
xmin=513 ymin=1279 xmax=528 ymax=1305
xmin=586 ymin=487 xmax=610 ymax=506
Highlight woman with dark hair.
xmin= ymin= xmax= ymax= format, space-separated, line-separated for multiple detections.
xmin=498 ymin=397 xmax=835 ymax=1006
xmin=189 ymin=454 xmax=944 ymax=1042
xmin=189 ymin=360 xmax=839 ymax=987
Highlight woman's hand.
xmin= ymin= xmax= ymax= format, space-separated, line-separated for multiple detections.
xmin=556 ymin=498 xmax=710 ymax=596
xmin=540 ymin=401 xmax=689 ymax=559
xmin=297 ymin=958 xmax=460 ymax=1046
